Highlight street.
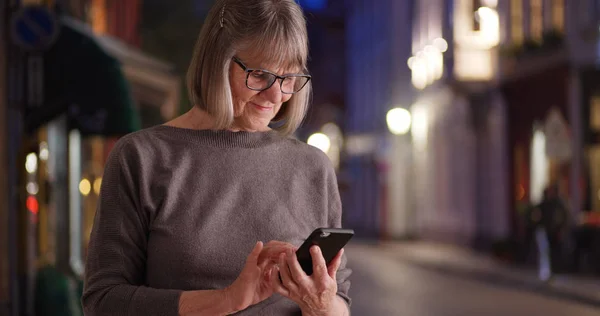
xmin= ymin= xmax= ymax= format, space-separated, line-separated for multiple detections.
xmin=346 ymin=243 xmax=600 ymax=316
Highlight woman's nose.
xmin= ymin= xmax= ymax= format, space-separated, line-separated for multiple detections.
xmin=261 ymin=80 xmax=283 ymax=103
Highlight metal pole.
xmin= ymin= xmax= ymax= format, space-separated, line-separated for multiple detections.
xmin=0 ymin=0 xmax=10 ymax=314
xmin=6 ymin=0 xmax=25 ymax=314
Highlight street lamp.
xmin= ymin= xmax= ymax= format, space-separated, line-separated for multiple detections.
xmin=25 ymin=152 xmax=38 ymax=174
xmin=386 ymin=108 xmax=412 ymax=135
xmin=307 ymin=132 xmax=331 ymax=153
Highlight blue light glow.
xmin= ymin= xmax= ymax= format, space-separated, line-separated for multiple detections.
xmin=298 ymin=0 xmax=327 ymax=11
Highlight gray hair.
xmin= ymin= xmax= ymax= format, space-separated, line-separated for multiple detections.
xmin=187 ymin=0 xmax=311 ymax=135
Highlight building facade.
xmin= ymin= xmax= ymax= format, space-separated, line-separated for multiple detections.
xmin=343 ymin=0 xmax=414 ymax=238
xmin=408 ymin=0 xmax=510 ymax=245
xmin=499 ymin=0 xmax=600 ymax=264
xmin=343 ymin=0 xmax=510 ymax=243
xmin=5 ymin=0 xmax=180 ymax=314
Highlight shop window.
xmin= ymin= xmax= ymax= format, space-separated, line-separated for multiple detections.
xmin=81 ymin=137 xmax=108 ymax=250
xmin=511 ymin=0 xmax=524 ymax=44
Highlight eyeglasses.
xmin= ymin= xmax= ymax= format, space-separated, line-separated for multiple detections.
xmin=232 ymin=56 xmax=311 ymax=94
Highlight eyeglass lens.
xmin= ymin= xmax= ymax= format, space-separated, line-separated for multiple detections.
xmin=247 ymin=70 xmax=309 ymax=93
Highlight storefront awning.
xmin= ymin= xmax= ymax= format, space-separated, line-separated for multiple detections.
xmin=25 ymin=16 xmax=141 ymax=136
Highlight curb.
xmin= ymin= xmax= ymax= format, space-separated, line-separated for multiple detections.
xmin=396 ymin=253 xmax=600 ymax=309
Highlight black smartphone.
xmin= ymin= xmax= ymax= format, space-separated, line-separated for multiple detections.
xmin=296 ymin=228 xmax=354 ymax=275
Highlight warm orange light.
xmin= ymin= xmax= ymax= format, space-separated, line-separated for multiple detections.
xmin=510 ymin=0 xmax=523 ymax=44
xmin=516 ymin=185 xmax=525 ymax=201
xmin=26 ymin=196 xmax=39 ymax=215
xmin=552 ymin=0 xmax=564 ymax=32
xmin=530 ymin=0 xmax=543 ymax=40
xmin=91 ymin=0 xmax=107 ymax=34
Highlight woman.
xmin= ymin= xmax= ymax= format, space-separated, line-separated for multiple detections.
xmin=82 ymin=0 xmax=351 ymax=315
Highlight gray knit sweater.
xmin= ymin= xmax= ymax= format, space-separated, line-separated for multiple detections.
xmin=82 ymin=125 xmax=351 ymax=316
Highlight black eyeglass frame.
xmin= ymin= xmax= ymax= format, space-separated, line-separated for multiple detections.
xmin=231 ymin=56 xmax=311 ymax=94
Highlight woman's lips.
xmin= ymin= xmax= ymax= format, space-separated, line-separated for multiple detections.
xmin=251 ymin=102 xmax=272 ymax=111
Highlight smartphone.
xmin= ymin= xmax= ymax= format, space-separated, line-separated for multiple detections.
xmin=295 ymin=228 xmax=354 ymax=275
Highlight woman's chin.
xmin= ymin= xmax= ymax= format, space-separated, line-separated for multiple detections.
xmin=232 ymin=117 xmax=273 ymax=132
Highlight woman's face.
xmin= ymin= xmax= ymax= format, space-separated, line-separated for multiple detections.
xmin=229 ymin=52 xmax=296 ymax=132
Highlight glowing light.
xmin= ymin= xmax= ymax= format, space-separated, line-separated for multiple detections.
xmin=454 ymin=49 xmax=494 ymax=80
xmin=424 ymin=45 xmax=436 ymax=54
xmin=424 ymin=45 xmax=444 ymax=80
xmin=481 ymin=0 xmax=498 ymax=7
xmin=411 ymin=42 xmax=446 ymax=89
xmin=386 ymin=108 xmax=412 ymax=135
xmin=93 ymin=177 xmax=102 ymax=195
xmin=407 ymin=56 xmax=415 ymax=69
xmin=39 ymin=142 xmax=49 ymax=161
xmin=307 ymin=133 xmax=331 ymax=153
xmin=26 ymin=196 xmax=39 ymax=215
xmin=298 ymin=0 xmax=327 ymax=11
xmin=411 ymin=56 xmax=428 ymax=90
xmin=79 ymin=178 xmax=91 ymax=196
xmin=530 ymin=129 xmax=549 ymax=205
xmin=26 ymin=182 xmax=39 ymax=195
xmin=320 ymin=123 xmax=342 ymax=169
xmin=476 ymin=7 xmax=500 ymax=47
xmin=25 ymin=153 xmax=38 ymax=174
xmin=411 ymin=105 xmax=429 ymax=151
xmin=433 ymin=38 xmax=448 ymax=52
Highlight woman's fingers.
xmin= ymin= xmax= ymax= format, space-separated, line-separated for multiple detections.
xmin=286 ymin=249 xmax=308 ymax=283
xmin=267 ymin=248 xmax=340 ymax=312
xmin=327 ymin=248 xmax=344 ymax=279
xmin=246 ymin=241 xmax=263 ymax=267
xmin=258 ymin=241 xmax=295 ymax=264
xmin=310 ymin=246 xmax=328 ymax=279
xmin=278 ymin=253 xmax=299 ymax=291
xmin=270 ymin=261 xmax=290 ymax=297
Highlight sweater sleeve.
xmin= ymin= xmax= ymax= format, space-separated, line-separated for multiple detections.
xmin=82 ymin=138 xmax=182 ymax=316
xmin=325 ymin=166 xmax=352 ymax=308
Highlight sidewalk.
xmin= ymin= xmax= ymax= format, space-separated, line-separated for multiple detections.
xmin=377 ymin=241 xmax=600 ymax=308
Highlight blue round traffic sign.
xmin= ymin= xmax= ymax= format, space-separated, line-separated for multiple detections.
xmin=10 ymin=5 xmax=59 ymax=51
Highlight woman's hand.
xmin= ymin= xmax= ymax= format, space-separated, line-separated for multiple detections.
xmin=223 ymin=241 xmax=277 ymax=313
xmin=269 ymin=246 xmax=345 ymax=316
xmin=258 ymin=240 xmax=297 ymax=265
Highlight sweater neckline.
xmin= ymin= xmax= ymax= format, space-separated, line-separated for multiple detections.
xmin=153 ymin=125 xmax=283 ymax=148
